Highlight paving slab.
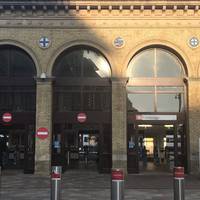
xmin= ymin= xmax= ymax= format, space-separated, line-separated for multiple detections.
xmin=0 ymin=170 xmax=200 ymax=200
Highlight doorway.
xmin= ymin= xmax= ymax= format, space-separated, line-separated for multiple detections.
xmin=52 ymin=127 xmax=99 ymax=170
xmin=0 ymin=124 xmax=35 ymax=173
xmin=52 ymin=46 xmax=112 ymax=173
xmin=52 ymin=123 xmax=111 ymax=172
xmin=127 ymin=121 xmax=187 ymax=174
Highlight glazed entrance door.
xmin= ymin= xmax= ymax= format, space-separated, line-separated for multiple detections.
xmin=77 ymin=130 xmax=99 ymax=169
xmin=24 ymin=125 xmax=35 ymax=173
xmin=0 ymin=125 xmax=25 ymax=170
xmin=52 ymin=125 xmax=101 ymax=171
xmin=166 ymin=124 xmax=187 ymax=171
xmin=128 ymin=121 xmax=187 ymax=173
xmin=5 ymin=128 xmax=25 ymax=169
xmin=127 ymin=124 xmax=139 ymax=173
xmin=52 ymin=123 xmax=112 ymax=172
xmin=0 ymin=124 xmax=35 ymax=172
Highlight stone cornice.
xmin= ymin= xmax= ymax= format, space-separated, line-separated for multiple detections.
xmin=0 ymin=0 xmax=200 ymax=27
xmin=0 ymin=1 xmax=200 ymax=15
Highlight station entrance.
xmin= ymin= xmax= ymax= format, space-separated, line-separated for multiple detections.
xmin=52 ymin=122 xmax=111 ymax=173
xmin=52 ymin=46 xmax=112 ymax=173
xmin=126 ymin=47 xmax=188 ymax=174
xmin=127 ymin=114 xmax=187 ymax=174
xmin=0 ymin=122 xmax=35 ymax=173
xmin=0 ymin=45 xmax=36 ymax=173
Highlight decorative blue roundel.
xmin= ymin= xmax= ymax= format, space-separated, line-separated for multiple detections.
xmin=189 ymin=37 xmax=199 ymax=48
xmin=113 ymin=37 xmax=125 ymax=48
xmin=39 ymin=36 xmax=51 ymax=49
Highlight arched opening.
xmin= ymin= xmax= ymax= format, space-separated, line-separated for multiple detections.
xmin=52 ymin=46 xmax=112 ymax=173
xmin=0 ymin=45 xmax=36 ymax=173
xmin=126 ymin=47 xmax=187 ymax=174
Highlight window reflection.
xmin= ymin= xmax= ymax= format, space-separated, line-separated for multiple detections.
xmin=127 ymin=48 xmax=184 ymax=78
xmin=157 ymin=94 xmax=183 ymax=112
xmin=156 ymin=50 xmax=183 ymax=77
xmin=128 ymin=50 xmax=154 ymax=77
xmin=54 ymin=48 xmax=111 ymax=78
xmin=157 ymin=86 xmax=184 ymax=92
xmin=127 ymin=86 xmax=184 ymax=113
xmin=127 ymin=47 xmax=185 ymax=113
xmin=127 ymin=93 xmax=154 ymax=112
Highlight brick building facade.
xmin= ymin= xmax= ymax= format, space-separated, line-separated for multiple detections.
xmin=0 ymin=0 xmax=200 ymax=175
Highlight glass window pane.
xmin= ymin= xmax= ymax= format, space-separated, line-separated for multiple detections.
xmin=62 ymin=93 xmax=72 ymax=111
xmin=128 ymin=49 xmax=154 ymax=77
xmin=0 ymin=49 xmax=9 ymax=77
xmin=157 ymin=94 xmax=183 ymax=112
xmin=94 ymin=93 xmax=101 ymax=110
xmin=156 ymin=49 xmax=183 ymax=77
xmin=127 ymin=93 xmax=154 ymax=112
xmin=55 ymin=50 xmax=82 ymax=77
xmin=54 ymin=49 xmax=111 ymax=78
xmin=11 ymin=48 xmax=36 ymax=77
xmin=83 ymin=50 xmax=111 ymax=78
xmin=101 ymin=92 xmax=111 ymax=111
xmin=72 ymin=93 xmax=81 ymax=110
xmin=83 ymin=58 xmax=98 ymax=77
xmin=83 ymin=92 xmax=94 ymax=110
xmin=157 ymin=86 xmax=184 ymax=93
xmin=127 ymin=86 xmax=154 ymax=93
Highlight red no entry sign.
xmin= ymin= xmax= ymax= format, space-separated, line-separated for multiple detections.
xmin=77 ymin=112 xmax=87 ymax=123
xmin=36 ymin=127 xmax=49 ymax=140
xmin=2 ymin=112 xmax=12 ymax=123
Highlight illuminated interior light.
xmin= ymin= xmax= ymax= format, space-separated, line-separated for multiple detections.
xmin=164 ymin=125 xmax=174 ymax=128
xmin=138 ymin=124 xmax=152 ymax=128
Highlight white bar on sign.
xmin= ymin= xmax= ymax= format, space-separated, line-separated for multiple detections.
xmin=37 ymin=131 xmax=48 ymax=135
xmin=3 ymin=116 xmax=11 ymax=119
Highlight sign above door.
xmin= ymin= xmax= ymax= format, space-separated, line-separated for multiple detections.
xmin=136 ymin=114 xmax=177 ymax=121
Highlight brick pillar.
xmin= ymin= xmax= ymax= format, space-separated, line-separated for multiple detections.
xmin=112 ymin=78 xmax=128 ymax=173
xmin=35 ymin=78 xmax=53 ymax=175
xmin=188 ymin=79 xmax=200 ymax=174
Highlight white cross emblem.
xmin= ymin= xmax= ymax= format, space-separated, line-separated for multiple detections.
xmin=39 ymin=37 xmax=51 ymax=49
xmin=189 ymin=37 xmax=199 ymax=48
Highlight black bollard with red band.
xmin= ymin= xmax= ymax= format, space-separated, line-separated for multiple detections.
xmin=174 ymin=167 xmax=185 ymax=200
xmin=51 ymin=166 xmax=62 ymax=200
xmin=111 ymin=168 xmax=124 ymax=200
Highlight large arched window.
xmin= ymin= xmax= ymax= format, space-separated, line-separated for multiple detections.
xmin=127 ymin=48 xmax=186 ymax=113
xmin=52 ymin=46 xmax=112 ymax=173
xmin=0 ymin=45 xmax=36 ymax=112
xmin=53 ymin=46 xmax=111 ymax=112
xmin=0 ymin=45 xmax=36 ymax=78
xmin=53 ymin=48 xmax=111 ymax=78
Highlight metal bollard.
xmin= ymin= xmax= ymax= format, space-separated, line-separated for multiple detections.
xmin=174 ymin=167 xmax=185 ymax=200
xmin=51 ymin=166 xmax=62 ymax=200
xmin=111 ymin=168 xmax=124 ymax=200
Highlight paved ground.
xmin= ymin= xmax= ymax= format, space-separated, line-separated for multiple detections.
xmin=1 ymin=169 xmax=200 ymax=200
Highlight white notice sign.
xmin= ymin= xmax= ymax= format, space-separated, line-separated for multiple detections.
xmin=136 ymin=115 xmax=177 ymax=121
